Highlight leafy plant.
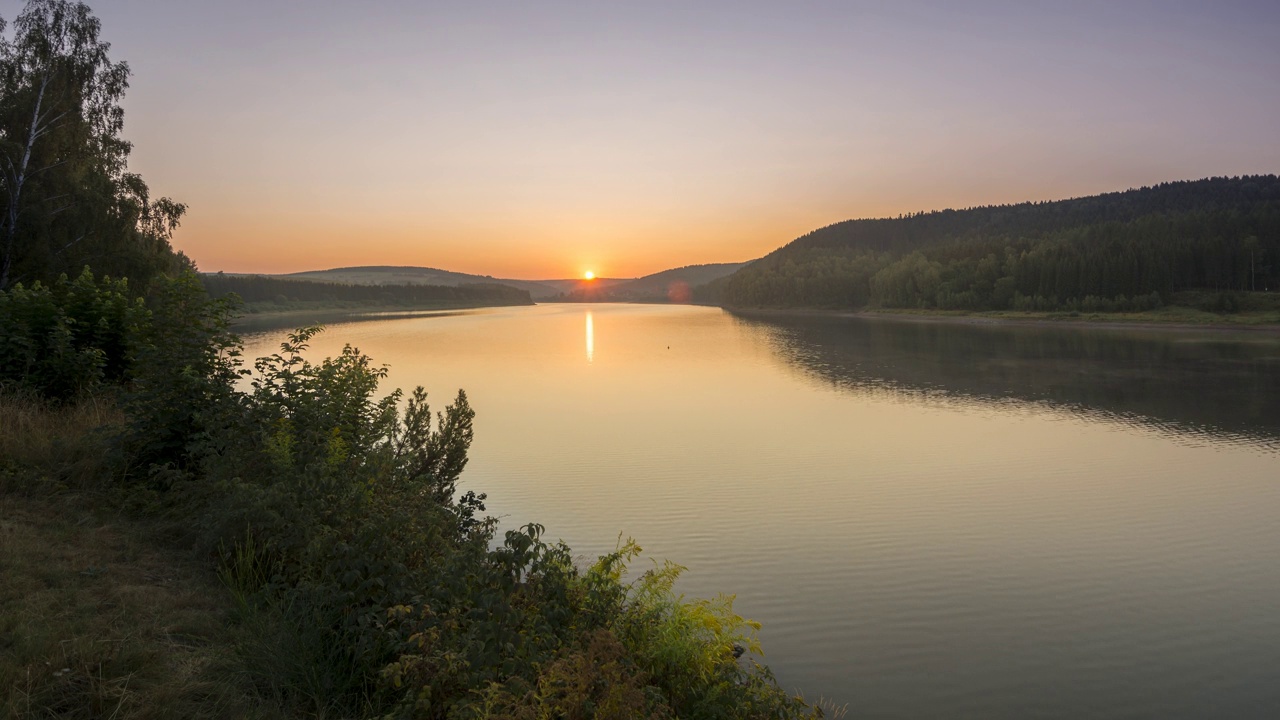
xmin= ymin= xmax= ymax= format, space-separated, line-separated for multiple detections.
xmin=0 ymin=268 xmax=145 ymax=402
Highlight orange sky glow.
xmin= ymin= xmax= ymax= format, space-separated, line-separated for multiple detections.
xmin=75 ymin=1 xmax=1280 ymax=280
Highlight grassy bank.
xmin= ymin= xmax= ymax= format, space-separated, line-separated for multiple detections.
xmin=879 ymin=290 xmax=1280 ymax=326
xmin=860 ymin=305 xmax=1280 ymax=329
xmin=725 ymin=291 xmax=1280 ymax=332
xmin=0 ymin=396 xmax=283 ymax=719
xmin=0 ymin=493 xmax=273 ymax=719
xmin=722 ymin=289 xmax=1280 ymax=327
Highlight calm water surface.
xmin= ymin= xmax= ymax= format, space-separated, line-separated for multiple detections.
xmin=241 ymin=304 xmax=1280 ymax=719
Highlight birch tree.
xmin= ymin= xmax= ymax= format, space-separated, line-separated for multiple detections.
xmin=0 ymin=0 xmax=184 ymax=291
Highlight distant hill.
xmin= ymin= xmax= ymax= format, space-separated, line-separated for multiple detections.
xmin=533 ymin=277 xmax=632 ymax=296
xmin=264 ymin=264 xmax=747 ymax=303
xmin=551 ymin=262 xmax=750 ymax=303
xmin=705 ymin=176 xmax=1280 ymax=312
xmin=604 ymin=262 xmax=750 ymax=301
xmin=278 ymin=266 xmax=566 ymax=299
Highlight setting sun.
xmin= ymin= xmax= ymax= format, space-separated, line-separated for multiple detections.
xmin=584 ymin=271 xmax=595 ymax=280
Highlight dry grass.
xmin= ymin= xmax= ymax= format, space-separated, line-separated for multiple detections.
xmin=0 ymin=395 xmax=287 ymax=718
xmin=0 ymin=493 xmax=283 ymax=718
xmin=0 ymin=394 xmax=123 ymax=492
xmin=811 ymin=696 xmax=850 ymax=719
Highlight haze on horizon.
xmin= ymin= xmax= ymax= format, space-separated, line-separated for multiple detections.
xmin=39 ymin=0 xmax=1280 ymax=279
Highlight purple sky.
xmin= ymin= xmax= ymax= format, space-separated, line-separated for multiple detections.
xmin=5 ymin=0 xmax=1278 ymax=277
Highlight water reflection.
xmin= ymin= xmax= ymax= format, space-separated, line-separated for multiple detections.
xmin=732 ymin=312 xmax=1280 ymax=451
xmin=237 ymin=305 xmax=1280 ymax=717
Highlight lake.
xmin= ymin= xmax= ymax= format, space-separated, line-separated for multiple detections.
xmin=240 ymin=304 xmax=1280 ymax=719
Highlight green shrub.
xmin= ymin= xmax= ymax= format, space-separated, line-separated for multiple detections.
xmin=114 ymin=270 xmax=244 ymax=483
xmin=0 ymin=269 xmax=146 ymax=402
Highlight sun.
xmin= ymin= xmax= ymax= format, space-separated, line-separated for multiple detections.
xmin=584 ymin=270 xmax=595 ymax=280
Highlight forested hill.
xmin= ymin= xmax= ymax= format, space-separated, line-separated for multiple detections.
xmin=706 ymin=176 xmax=1280 ymax=312
xmin=279 ymin=266 xmax=564 ymax=299
xmin=555 ymin=262 xmax=748 ymax=302
xmin=608 ymin=262 xmax=748 ymax=300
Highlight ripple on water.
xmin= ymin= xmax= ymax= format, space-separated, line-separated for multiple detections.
xmin=242 ymin=306 xmax=1280 ymax=719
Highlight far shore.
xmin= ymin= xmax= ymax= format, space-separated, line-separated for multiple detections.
xmin=231 ymin=300 xmax=1280 ymax=337
xmin=722 ymin=306 xmax=1280 ymax=335
xmin=229 ymin=303 xmax=515 ymax=331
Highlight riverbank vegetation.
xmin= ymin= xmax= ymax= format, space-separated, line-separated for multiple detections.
xmin=0 ymin=3 xmax=818 ymax=716
xmin=1 ymin=397 xmax=267 ymax=717
xmin=855 ymin=288 xmax=1280 ymax=326
xmin=704 ymin=177 xmax=1280 ymax=319
xmin=2 ymin=269 xmax=817 ymax=719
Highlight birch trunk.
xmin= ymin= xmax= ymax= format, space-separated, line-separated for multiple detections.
xmin=1 ymin=74 xmax=49 ymax=290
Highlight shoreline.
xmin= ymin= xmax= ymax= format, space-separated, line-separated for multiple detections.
xmin=722 ymin=306 xmax=1280 ymax=335
xmin=228 ymin=302 xmax=529 ymax=330
xmin=231 ymin=300 xmax=1280 ymax=337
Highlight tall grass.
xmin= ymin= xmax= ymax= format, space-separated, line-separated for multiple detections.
xmin=0 ymin=394 xmax=288 ymax=718
xmin=0 ymin=493 xmax=280 ymax=719
xmin=0 ymin=393 xmax=122 ymax=491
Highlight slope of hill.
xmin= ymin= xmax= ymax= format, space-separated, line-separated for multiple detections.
xmin=550 ymin=262 xmax=750 ymax=302
xmin=534 ymin=277 xmax=632 ymax=296
xmin=605 ymin=262 xmax=750 ymax=301
xmin=271 ymin=265 xmax=750 ymax=304
xmin=706 ymin=176 xmax=1280 ymax=312
xmin=280 ymin=266 xmax=565 ymax=299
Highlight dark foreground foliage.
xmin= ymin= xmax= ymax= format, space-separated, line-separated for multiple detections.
xmin=0 ymin=269 xmax=145 ymax=401
xmin=2 ymin=270 xmax=819 ymax=719
xmin=0 ymin=0 xmax=190 ymax=292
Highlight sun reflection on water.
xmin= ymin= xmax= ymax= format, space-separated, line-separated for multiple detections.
xmin=585 ymin=310 xmax=594 ymax=363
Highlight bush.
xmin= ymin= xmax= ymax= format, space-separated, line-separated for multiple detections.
xmin=0 ymin=269 xmax=146 ymax=402
xmin=113 ymin=271 xmax=244 ymax=484
xmin=1213 ymin=291 xmax=1241 ymax=313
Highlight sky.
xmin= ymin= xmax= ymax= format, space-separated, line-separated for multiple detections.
xmin=4 ymin=1 xmax=1279 ymax=279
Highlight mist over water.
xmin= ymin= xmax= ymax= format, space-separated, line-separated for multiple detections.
xmin=242 ymin=305 xmax=1280 ymax=718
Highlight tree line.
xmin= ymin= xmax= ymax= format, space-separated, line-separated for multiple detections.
xmin=202 ymin=273 xmax=533 ymax=309
xmin=0 ymin=0 xmax=187 ymax=293
xmin=705 ymin=176 xmax=1280 ymax=312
